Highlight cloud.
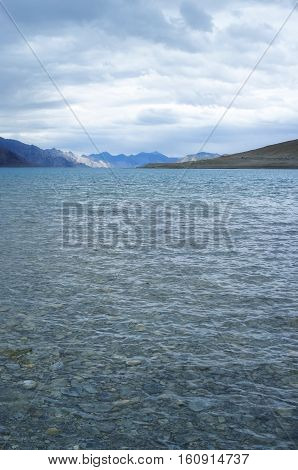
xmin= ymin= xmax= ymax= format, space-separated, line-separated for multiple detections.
xmin=137 ymin=108 xmax=179 ymax=125
xmin=0 ymin=0 xmax=297 ymax=156
xmin=3 ymin=0 xmax=203 ymax=52
xmin=180 ymin=1 xmax=213 ymax=31
xmin=226 ymin=22 xmax=274 ymax=43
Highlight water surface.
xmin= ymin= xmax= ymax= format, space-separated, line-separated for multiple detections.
xmin=0 ymin=168 xmax=297 ymax=449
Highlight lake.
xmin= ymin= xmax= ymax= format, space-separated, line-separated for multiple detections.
xmin=0 ymin=167 xmax=297 ymax=449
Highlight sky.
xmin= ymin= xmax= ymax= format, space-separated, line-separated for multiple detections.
xmin=0 ymin=0 xmax=297 ymax=157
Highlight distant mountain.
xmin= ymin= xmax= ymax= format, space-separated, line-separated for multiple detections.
xmin=2 ymin=137 xmax=298 ymax=169
xmin=0 ymin=147 xmax=31 ymax=167
xmin=144 ymin=139 xmax=298 ymax=169
xmin=0 ymin=137 xmax=177 ymax=168
xmin=179 ymin=152 xmax=220 ymax=163
xmin=89 ymin=151 xmax=178 ymax=168
xmin=0 ymin=137 xmax=112 ymax=168
xmin=0 ymin=137 xmax=82 ymax=167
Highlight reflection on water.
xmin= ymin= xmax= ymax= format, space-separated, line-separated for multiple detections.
xmin=0 ymin=168 xmax=297 ymax=449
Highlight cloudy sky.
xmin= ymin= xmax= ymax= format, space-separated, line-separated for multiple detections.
xmin=0 ymin=0 xmax=297 ymax=157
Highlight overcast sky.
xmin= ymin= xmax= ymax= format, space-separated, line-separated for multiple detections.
xmin=0 ymin=0 xmax=297 ymax=157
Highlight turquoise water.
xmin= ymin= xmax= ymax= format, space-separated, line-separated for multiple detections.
xmin=0 ymin=168 xmax=297 ymax=449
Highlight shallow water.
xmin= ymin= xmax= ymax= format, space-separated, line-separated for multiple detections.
xmin=0 ymin=168 xmax=297 ymax=449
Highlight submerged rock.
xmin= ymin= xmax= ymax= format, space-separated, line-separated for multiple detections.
xmin=46 ymin=427 xmax=60 ymax=436
xmin=22 ymin=380 xmax=37 ymax=390
xmin=6 ymin=363 xmax=20 ymax=371
xmin=22 ymin=362 xmax=34 ymax=369
xmin=275 ymin=408 xmax=294 ymax=418
xmin=0 ymin=306 xmax=9 ymax=312
xmin=61 ymin=387 xmax=81 ymax=397
xmin=0 ymin=425 xmax=8 ymax=435
xmin=99 ymin=422 xmax=116 ymax=433
xmin=143 ymin=382 xmax=164 ymax=395
xmin=83 ymin=384 xmax=97 ymax=394
xmin=134 ymin=324 xmax=145 ymax=332
xmin=187 ymin=397 xmax=214 ymax=412
xmin=1 ymin=348 xmax=32 ymax=362
xmin=112 ymin=398 xmax=139 ymax=408
xmin=51 ymin=361 xmax=64 ymax=371
xmin=126 ymin=359 xmax=142 ymax=366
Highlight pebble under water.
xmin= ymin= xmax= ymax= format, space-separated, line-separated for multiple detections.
xmin=0 ymin=167 xmax=297 ymax=449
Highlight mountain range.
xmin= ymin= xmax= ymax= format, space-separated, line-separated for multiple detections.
xmin=2 ymin=136 xmax=297 ymax=169
xmin=0 ymin=137 xmax=178 ymax=168
xmin=89 ymin=151 xmax=178 ymax=167
xmin=144 ymin=140 xmax=298 ymax=169
xmin=0 ymin=137 xmax=107 ymax=168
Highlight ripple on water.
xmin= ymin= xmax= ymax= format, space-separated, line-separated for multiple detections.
xmin=0 ymin=168 xmax=297 ymax=449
